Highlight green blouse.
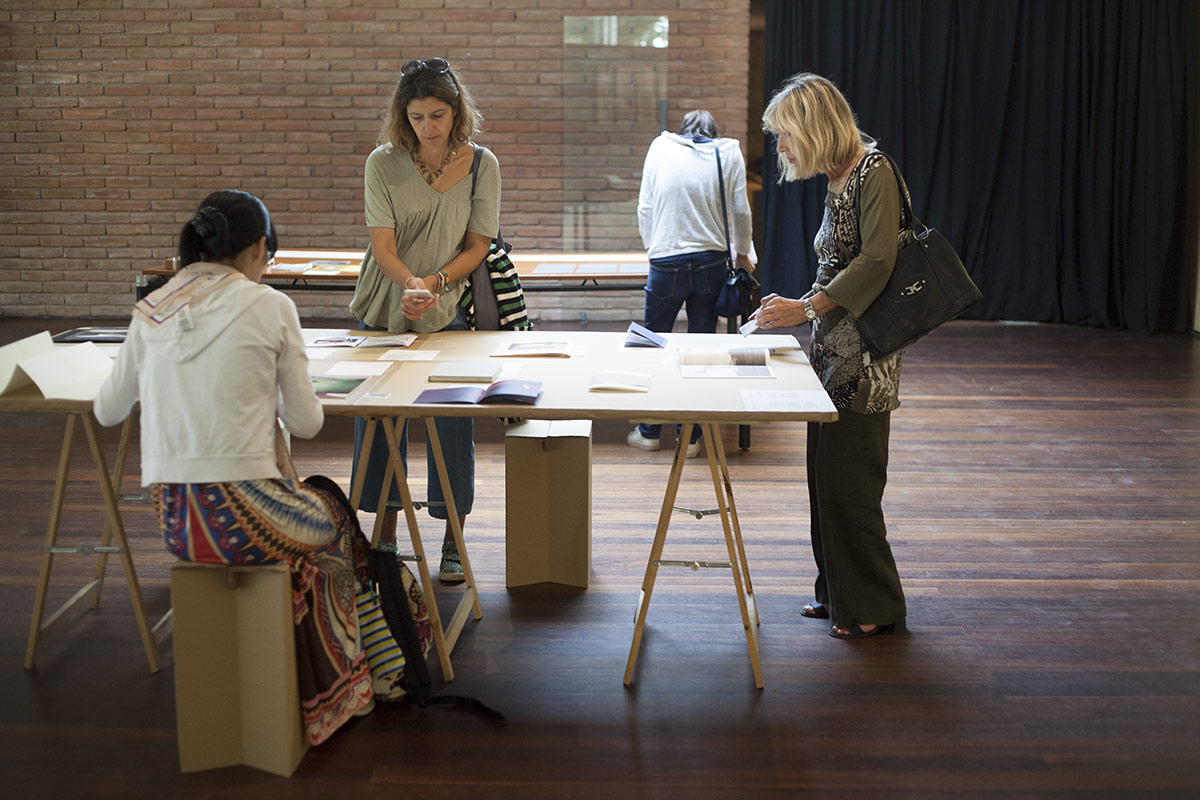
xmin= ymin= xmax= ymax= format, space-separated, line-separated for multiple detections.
xmin=350 ymin=143 xmax=500 ymax=333
xmin=807 ymin=149 xmax=911 ymax=414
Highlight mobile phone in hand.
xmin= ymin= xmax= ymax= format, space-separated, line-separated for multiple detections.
xmin=404 ymin=287 xmax=434 ymax=299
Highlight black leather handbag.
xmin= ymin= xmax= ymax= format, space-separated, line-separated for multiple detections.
xmin=855 ymin=153 xmax=981 ymax=358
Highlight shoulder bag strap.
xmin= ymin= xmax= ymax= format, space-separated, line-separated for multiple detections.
xmin=469 ymin=145 xmax=483 ymax=195
xmin=468 ymin=145 xmax=508 ymax=251
xmin=854 ymin=150 xmax=924 ymax=238
xmin=713 ymin=142 xmax=732 ymax=263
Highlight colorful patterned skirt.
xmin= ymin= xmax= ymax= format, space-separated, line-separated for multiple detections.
xmin=154 ymin=478 xmax=377 ymax=746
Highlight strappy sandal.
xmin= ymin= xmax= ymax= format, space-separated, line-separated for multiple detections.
xmin=800 ymin=602 xmax=829 ymax=619
xmin=828 ymin=619 xmax=905 ymax=640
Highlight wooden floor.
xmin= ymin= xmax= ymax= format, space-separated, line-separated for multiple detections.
xmin=0 ymin=316 xmax=1197 ymax=798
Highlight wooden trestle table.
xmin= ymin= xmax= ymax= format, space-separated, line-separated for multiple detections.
xmin=313 ymin=328 xmax=837 ymax=688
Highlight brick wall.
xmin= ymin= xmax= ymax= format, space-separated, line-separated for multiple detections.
xmin=0 ymin=0 xmax=750 ymax=322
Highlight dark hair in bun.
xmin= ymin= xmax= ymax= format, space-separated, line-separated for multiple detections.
xmin=178 ymin=190 xmax=277 ymax=267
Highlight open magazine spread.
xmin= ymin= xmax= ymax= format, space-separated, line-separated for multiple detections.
xmin=490 ymin=341 xmax=574 ymax=358
xmin=415 ymin=379 xmax=543 ymax=405
xmin=678 ymin=346 xmax=774 ymax=378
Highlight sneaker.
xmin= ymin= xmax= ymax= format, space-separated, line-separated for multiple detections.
xmin=626 ymin=428 xmax=661 ymax=451
xmin=438 ymin=539 xmax=465 ymax=583
xmin=685 ymin=440 xmax=701 ymax=459
xmin=353 ymin=696 xmax=376 ymax=717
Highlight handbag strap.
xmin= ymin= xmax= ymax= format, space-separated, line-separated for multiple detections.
xmin=712 ymin=142 xmax=733 ymax=264
xmin=469 ymin=145 xmax=483 ymax=194
xmin=468 ymin=145 xmax=508 ymax=251
xmin=852 ymin=150 xmax=925 ymax=239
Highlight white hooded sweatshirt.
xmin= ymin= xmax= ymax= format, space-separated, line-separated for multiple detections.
xmin=636 ymin=131 xmax=756 ymax=262
xmin=94 ymin=262 xmax=322 ymax=485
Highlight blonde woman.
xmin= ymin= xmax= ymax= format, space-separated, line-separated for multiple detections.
xmin=754 ymin=73 xmax=910 ymax=639
xmin=350 ymin=58 xmax=499 ymax=581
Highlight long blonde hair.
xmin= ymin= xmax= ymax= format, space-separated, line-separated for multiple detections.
xmin=379 ymin=60 xmax=483 ymax=152
xmin=762 ymin=73 xmax=863 ymax=181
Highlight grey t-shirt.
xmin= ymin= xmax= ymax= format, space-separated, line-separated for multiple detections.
xmin=350 ymin=142 xmax=500 ymax=333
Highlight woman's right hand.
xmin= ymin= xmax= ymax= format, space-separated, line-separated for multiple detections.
xmin=752 ymin=292 xmax=807 ymax=328
xmin=400 ymin=275 xmax=439 ymax=321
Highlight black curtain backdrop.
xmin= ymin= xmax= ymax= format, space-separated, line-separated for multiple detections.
xmin=760 ymin=0 xmax=1197 ymax=333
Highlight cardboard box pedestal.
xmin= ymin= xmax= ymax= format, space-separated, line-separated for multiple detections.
xmin=505 ymin=420 xmax=592 ymax=588
xmin=169 ymin=562 xmax=308 ymax=777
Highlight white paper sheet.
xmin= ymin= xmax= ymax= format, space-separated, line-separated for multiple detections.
xmin=322 ymin=361 xmax=391 ymax=377
xmin=376 ymin=349 xmax=438 ymax=361
xmin=740 ymin=389 xmax=831 ymax=411
xmin=18 ymin=342 xmax=114 ymax=400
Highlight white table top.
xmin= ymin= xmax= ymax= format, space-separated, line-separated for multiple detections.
xmin=306 ymin=328 xmax=837 ymax=424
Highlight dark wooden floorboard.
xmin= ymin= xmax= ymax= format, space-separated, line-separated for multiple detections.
xmin=0 ymin=317 xmax=1197 ymax=798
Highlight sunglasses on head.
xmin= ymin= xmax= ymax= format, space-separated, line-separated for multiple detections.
xmin=401 ymin=58 xmax=451 ymax=78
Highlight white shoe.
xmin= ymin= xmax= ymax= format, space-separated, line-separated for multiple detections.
xmin=353 ymin=696 xmax=376 ymax=717
xmin=626 ymin=429 xmax=661 ymax=451
xmin=685 ymin=440 xmax=701 ymax=459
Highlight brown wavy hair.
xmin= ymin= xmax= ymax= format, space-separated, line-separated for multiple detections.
xmin=378 ymin=60 xmax=483 ymax=152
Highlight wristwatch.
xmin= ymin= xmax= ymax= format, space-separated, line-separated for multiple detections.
xmin=804 ymin=299 xmax=817 ymax=321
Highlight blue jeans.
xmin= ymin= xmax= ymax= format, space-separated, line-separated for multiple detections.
xmin=352 ymin=310 xmax=474 ymax=518
xmin=639 ymin=250 xmax=727 ymax=443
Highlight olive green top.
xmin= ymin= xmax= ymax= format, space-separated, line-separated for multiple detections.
xmin=807 ymin=149 xmax=912 ymax=413
xmin=350 ymin=143 xmax=500 ymax=333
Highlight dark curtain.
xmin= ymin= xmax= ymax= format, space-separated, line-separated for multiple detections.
xmin=761 ymin=0 xmax=1197 ymax=333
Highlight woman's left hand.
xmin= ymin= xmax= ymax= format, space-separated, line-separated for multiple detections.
xmin=400 ymin=275 xmax=438 ymax=321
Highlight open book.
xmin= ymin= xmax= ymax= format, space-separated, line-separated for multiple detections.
xmin=490 ymin=340 xmax=574 ymax=358
xmin=0 ymin=332 xmax=114 ymax=401
xmin=309 ymin=333 xmax=416 ymax=348
xmin=311 ymin=375 xmax=366 ymax=399
xmin=415 ymin=379 xmax=543 ymax=405
xmin=678 ymin=346 xmax=774 ymax=378
xmin=625 ymin=321 xmax=667 ymax=348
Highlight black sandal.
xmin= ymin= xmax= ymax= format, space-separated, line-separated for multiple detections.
xmin=828 ymin=619 xmax=905 ymax=640
xmin=800 ymin=602 xmax=829 ymax=619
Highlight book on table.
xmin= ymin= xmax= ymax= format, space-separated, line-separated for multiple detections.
xmin=490 ymin=340 xmax=575 ymax=358
xmin=624 ymin=321 xmax=667 ymax=348
xmin=427 ymin=361 xmax=502 ymax=383
xmin=415 ymin=379 xmax=543 ymax=405
xmin=588 ymin=371 xmax=652 ymax=392
xmin=311 ymin=375 xmax=367 ymax=399
xmin=309 ymin=333 xmax=416 ymax=348
xmin=51 ymin=326 xmax=128 ymax=344
xmin=678 ymin=346 xmax=775 ymax=378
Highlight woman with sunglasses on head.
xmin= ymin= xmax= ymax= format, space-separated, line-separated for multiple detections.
xmin=94 ymin=190 xmax=405 ymax=742
xmin=349 ymin=58 xmax=499 ymax=582
xmin=754 ymin=74 xmax=909 ymax=640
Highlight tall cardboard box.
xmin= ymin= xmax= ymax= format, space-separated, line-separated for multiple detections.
xmin=169 ymin=562 xmax=308 ymax=777
xmin=505 ymin=420 xmax=592 ymax=588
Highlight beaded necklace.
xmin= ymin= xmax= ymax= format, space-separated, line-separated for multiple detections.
xmin=415 ymin=147 xmax=457 ymax=186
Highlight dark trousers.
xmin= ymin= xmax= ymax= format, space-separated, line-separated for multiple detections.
xmin=807 ymin=409 xmax=906 ymax=628
xmin=639 ymin=249 xmax=727 ymax=443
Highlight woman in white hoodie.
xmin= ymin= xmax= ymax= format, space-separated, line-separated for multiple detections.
xmin=628 ymin=109 xmax=757 ymax=457
xmin=94 ymin=190 xmax=396 ymax=744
